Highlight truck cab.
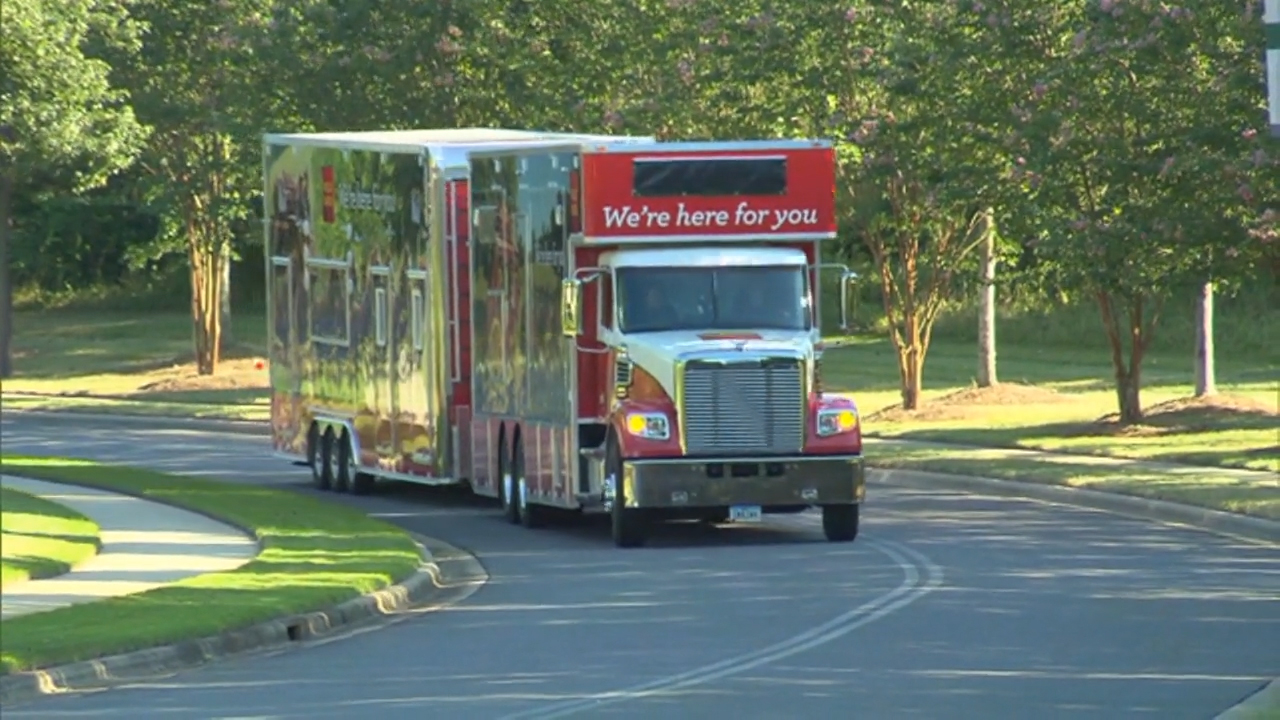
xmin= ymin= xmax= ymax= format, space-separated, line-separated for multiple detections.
xmin=558 ymin=140 xmax=865 ymax=547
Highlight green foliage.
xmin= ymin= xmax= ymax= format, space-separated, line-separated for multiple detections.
xmin=8 ymin=0 xmax=1276 ymax=410
xmin=0 ymin=0 xmax=147 ymax=192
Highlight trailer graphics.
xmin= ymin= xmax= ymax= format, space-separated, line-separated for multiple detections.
xmin=264 ymin=129 xmax=864 ymax=547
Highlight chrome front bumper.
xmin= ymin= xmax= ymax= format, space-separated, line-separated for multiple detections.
xmin=618 ymin=455 xmax=865 ymax=509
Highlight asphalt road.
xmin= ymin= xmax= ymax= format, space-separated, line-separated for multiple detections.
xmin=2 ymin=415 xmax=1277 ymax=719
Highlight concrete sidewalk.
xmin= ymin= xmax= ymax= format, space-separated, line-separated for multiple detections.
xmin=0 ymin=475 xmax=257 ymax=619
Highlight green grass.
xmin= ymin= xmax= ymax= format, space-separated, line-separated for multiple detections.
xmin=3 ymin=309 xmax=266 ymax=382
xmin=866 ymin=439 xmax=1280 ymax=520
xmin=0 ymin=488 xmax=101 ymax=588
xmin=1 ymin=309 xmax=270 ymax=412
xmin=821 ymin=336 xmax=1278 ymax=473
xmin=0 ymin=455 xmax=423 ymax=675
xmin=1226 ymin=681 xmax=1280 ymax=720
xmin=0 ymin=394 xmax=270 ymax=422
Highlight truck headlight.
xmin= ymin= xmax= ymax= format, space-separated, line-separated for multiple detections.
xmin=816 ymin=408 xmax=858 ymax=437
xmin=625 ymin=412 xmax=670 ymax=441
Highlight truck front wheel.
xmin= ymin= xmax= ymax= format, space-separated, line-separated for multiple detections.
xmin=822 ymin=504 xmax=860 ymax=543
xmin=607 ymin=436 xmax=647 ymax=548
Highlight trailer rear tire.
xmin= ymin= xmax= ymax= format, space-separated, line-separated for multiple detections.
xmin=337 ymin=432 xmax=375 ymax=495
xmin=332 ymin=434 xmax=351 ymax=493
xmin=317 ymin=430 xmax=336 ymax=492
xmin=822 ymin=504 xmax=860 ymax=543
xmin=607 ymin=437 xmax=647 ymax=548
xmin=308 ymin=425 xmax=326 ymax=489
xmin=514 ymin=436 xmax=548 ymax=529
xmin=498 ymin=432 xmax=519 ymax=524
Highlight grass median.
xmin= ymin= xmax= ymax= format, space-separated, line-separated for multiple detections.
xmin=865 ymin=438 xmax=1280 ymax=520
xmin=0 ymin=454 xmax=424 ymax=676
xmin=0 ymin=488 xmax=101 ymax=588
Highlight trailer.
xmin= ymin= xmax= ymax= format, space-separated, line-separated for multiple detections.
xmin=263 ymin=128 xmax=865 ymax=548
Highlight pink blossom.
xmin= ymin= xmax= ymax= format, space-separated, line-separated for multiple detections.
xmin=1242 ymin=128 xmax=1258 ymax=139
xmin=1100 ymin=0 xmax=1115 ymax=11
xmin=1238 ymin=184 xmax=1254 ymax=203
xmin=677 ymin=59 xmax=694 ymax=83
xmin=1033 ymin=82 xmax=1048 ymax=100
xmin=845 ymin=7 xmax=858 ymax=22
xmin=1158 ymin=156 xmax=1175 ymax=178
xmin=1073 ymin=30 xmax=1087 ymax=50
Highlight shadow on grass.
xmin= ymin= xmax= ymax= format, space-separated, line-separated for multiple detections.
xmin=871 ymin=447 xmax=1280 ymax=520
xmin=822 ymin=337 xmax=1276 ymax=398
xmin=10 ymin=311 xmax=266 ymax=381
xmin=1 ymin=555 xmax=75 ymax=583
xmin=0 ymin=454 xmax=423 ymax=675
xmin=884 ymin=406 xmax=1280 ymax=471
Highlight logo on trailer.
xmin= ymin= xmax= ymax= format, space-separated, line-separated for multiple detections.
xmin=321 ymin=165 xmax=337 ymax=223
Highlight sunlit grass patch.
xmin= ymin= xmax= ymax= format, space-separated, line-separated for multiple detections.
xmin=0 ymin=488 xmax=101 ymax=588
xmin=0 ymin=455 xmax=423 ymax=675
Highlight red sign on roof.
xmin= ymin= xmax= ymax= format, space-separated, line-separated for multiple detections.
xmin=580 ymin=145 xmax=837 ymax=240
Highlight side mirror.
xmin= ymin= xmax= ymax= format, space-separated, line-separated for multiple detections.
xmin=561 ymin=278 xmax=583 ymax=337
xmin=838 ymin=270 xmax=859 ymax=333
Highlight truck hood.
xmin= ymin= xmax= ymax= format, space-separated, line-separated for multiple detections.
xmin=621 ymin=329 xmax=816 ymax=401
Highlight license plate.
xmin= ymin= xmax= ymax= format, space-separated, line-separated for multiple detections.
xmin=729 ymin=505 xmax=762 ymax=523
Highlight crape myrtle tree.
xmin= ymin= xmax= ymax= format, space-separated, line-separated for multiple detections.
xmin=264 ymin=0 xmax=467 ymax=132
xmin=0 ymin=0 xmax=147 ymax=378
xmin=1015 ymin=0 xmax=1274 ymax=423
xmin=825 ymin=1 xmax=1015 ymax=411
xmin=108 ymin=0 xmax=275 ymax=375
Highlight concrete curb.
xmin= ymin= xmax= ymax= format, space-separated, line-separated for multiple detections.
xmin=1215 ymin=677 xmax=1280 ymax=719
xmin=871 ymin=466 xmax=1280 ymax=545
xmin=0 ymin=409 xmax=268 ymax=436
xmin=0 ymin=532 xmax=488 ymax=706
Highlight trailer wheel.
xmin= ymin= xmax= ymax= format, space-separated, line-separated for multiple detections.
xmin=498 ymin=431 xmax=519 ymax=524
xmin=337 ymin=432 xmax=375 ymax=495
xmin=317 ymin=429 xmax=336 ymax=492
xmin=307 ymin=424 xmax=325 ymax=489
xmin=332 ymin=433 xmax=351 ymax=493
xmin=822 ymin=503 xmax=860 ymax=543
xmin=607 ymin=436 xmax=647 ymax=548
xmin=349 ymin=442 xmax=376 ymax=496
xmin=514 ymin=435 xmax=547 ymax=529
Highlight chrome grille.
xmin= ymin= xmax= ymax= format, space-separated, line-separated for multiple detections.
xmin=681 ymin=359 xmax=805 ymax=455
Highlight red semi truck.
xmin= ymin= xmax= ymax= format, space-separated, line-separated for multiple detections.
xmin=263 ymin=128 xmax=865 ymax=548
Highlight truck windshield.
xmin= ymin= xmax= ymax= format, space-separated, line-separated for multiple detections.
xmin=617 ymin=265 xmax=809 ymax=333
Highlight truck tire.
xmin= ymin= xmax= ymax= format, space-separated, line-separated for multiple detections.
xmin=607 ymin=436 xmax=647 ymax=548
xmin=822 ymin=503 xmax=860 ymax=543
xmin=337 ymin=432 xmax=376 ymax=495
xmin=332 ymin=433 xmax=351 ymax=493
xmin=308 ymin=425 xmax=326 ymax=489
xmin=317 ymin=429 xmax=335 ymax=492
xmin=498 ymin=432 xmax=519 ymax=524
xmin=515 ymin=436 xmax=548 ymax=529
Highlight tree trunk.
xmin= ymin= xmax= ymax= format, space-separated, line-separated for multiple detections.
xmin=1115 ymin=369 xmax=1142 ymax=425
xmin=188 ymin=220 xmax=224 ymax=376
xmin=896 ymin=310 xmax=926 ymax=410
xmin=900 ymin=344 xmax=924 ymax=410
xmin=219 ymin=247 xmax=233 ymax=346
xmin=0 ymin=167 xmax=13 ymax=379
xmin=1194 ymin=281 xmax=1216 ymax=397
xmin=976 ymin=208 xmax=997 ymax=387
xmin=1096 ymin=290 xmax=1151 ymax=424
